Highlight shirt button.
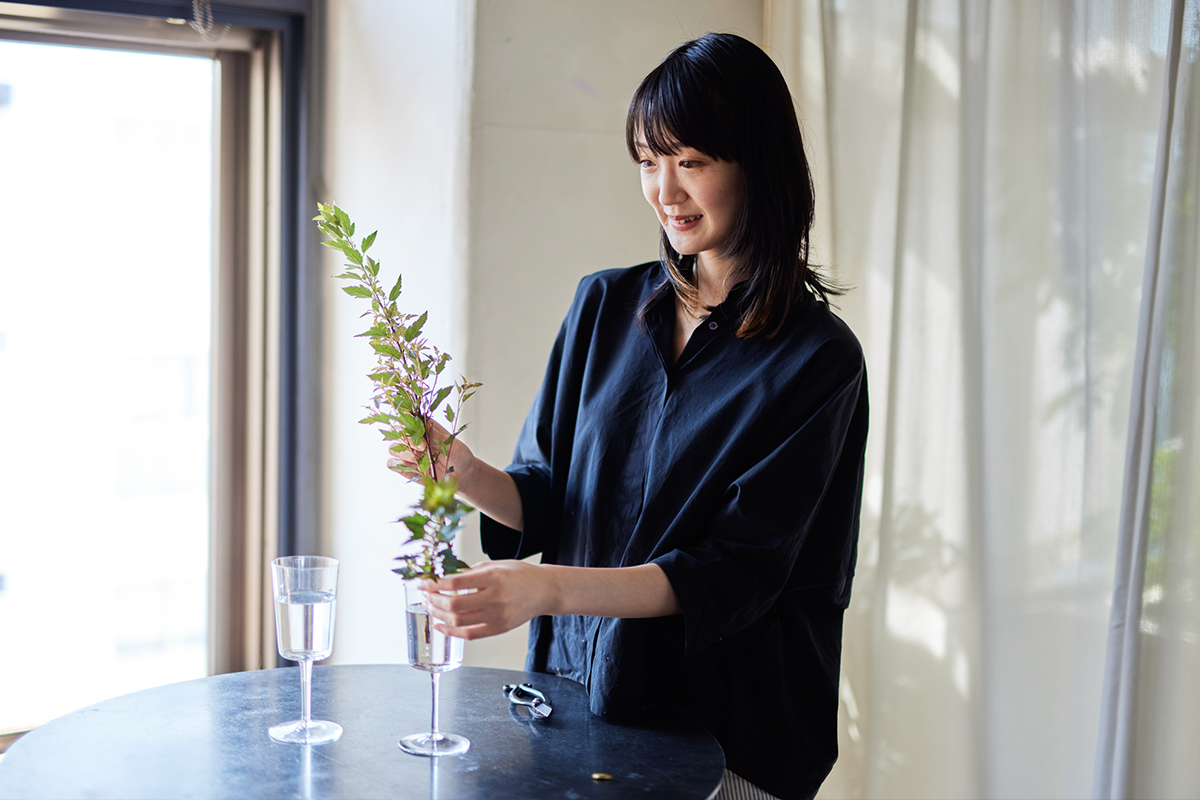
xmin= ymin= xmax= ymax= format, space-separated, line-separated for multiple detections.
xmin=708 ymin=321 xmax=718 ymax=330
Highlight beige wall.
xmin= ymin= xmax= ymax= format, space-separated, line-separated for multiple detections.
xmin=323 ymin=0 xmax=763 ymax=668
xmin=322 ymin=0 xmax=474 ymax=665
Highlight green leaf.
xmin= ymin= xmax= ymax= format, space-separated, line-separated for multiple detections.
xmin=402 ymin=514 xmax=429 ymax=538
xmin=341 ymin=285 xmax=372 ymax=298
xmin=431 ymin=385 xmax=453 ymax=411
xmin=372 ymin=342 xmax=403 ymax=359
xmin=420 ymin=475 xmax=458 ymax=512
xmin=417 ymin=452 xmax=432 ymax=475
xmin=389 ymin=274 xmax=402 ymax=302
xmin=403 ymin=311 xmax=428 ymax=342
xmin=392 ymin=559 xmax=423 ymax=580
xmin=334 ymin=205 xmax=351 ymax=232
xmin=336 ymin=240 xmax=363 ymax=265
xmin=441 ymin=550 xmax=469 ymax=575
xmin=356 ymin=324 xmax=388 ymax=339
xmin=320 ymin=239 xmax=344 ymax=250
xmin=444 ymin=405 xmax=455 ymax=423
xmin=362 ymin=230 xmax=377 ymax=252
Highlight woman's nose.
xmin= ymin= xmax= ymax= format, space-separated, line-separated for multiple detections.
xmin=657 ymin=167 xmax=686 ymax=206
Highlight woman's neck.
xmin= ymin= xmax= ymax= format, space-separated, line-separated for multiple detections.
xmin=692 ymin=251 xmax=736 ymax=310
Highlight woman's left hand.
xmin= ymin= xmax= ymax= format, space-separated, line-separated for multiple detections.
xmin=418 ymin=560 xmax=680 ymax=640
xmin=419 ymin=560 xmax=558 ymax=640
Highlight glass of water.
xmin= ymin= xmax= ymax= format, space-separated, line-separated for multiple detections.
xmin=269 ymin=556 xmax=342 ymax=744
xmin=398 ymin=580 xmax=470 ymax=756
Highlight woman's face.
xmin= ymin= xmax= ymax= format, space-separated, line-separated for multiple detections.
xmin=636 ymin=139 xmax=743 ymax=269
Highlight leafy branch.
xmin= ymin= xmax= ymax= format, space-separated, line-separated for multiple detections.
xmin=314 ymin=202 xmax=480 ymax=579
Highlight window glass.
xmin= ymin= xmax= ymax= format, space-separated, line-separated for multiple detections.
xmin=0 ymin=40 xmax=213 ymax=730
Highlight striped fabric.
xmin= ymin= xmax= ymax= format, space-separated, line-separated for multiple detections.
xmin=712 ymin=769 xmax=782 ymax=800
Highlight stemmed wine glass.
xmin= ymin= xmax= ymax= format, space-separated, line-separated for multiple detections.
xmin=269 ymin=555 xmax=343 ymax=744
xmin=398 ymin=580 xmax=470 ymax=756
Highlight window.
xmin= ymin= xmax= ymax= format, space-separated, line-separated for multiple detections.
xmin=0 ymin=0 xmax=319 ymax=734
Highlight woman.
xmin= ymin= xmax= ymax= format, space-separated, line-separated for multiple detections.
xmin=392 ymin=33 xmax=868 ymax=800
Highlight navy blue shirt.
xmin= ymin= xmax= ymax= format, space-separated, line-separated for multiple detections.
xmin=481 ymin=261 xmax=868 ymax=799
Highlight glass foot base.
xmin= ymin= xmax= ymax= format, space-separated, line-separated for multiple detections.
xmin=398 ymin=732 xmax=470 ymax=757
xmin=269 ymin=719 xmax=343 ymax=744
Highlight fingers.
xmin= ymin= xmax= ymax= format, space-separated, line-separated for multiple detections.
xmin=387 ymin=429 xmax=469 ymax=481
xmin=419 ymin=580 xmax=494 ymax=623
xmin=422 ymin=595 xmax=502 ymax=640
xmin=386 ymin=442 xmax=425 ymax=480
xmin=386 ymin=458 xmax=422 ymax=480
xmin=415 ymin=562 xmax=541 ymax=639
xmin=388 ymin=441 xmax=425 ymax=461
xmin=423 ymin=618 xmax=498 ymax=641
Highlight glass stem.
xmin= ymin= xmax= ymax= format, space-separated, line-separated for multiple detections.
xmin=430 ymin=671 xmax=442 ymax=742
xmin=300 ymin=659 xmax=314 ymax=730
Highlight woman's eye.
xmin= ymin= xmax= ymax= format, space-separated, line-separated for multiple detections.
xmin=680 ymin=160 xmax=699 ymax=168
xmin=639 ymin=159 xmax=655 ymax=168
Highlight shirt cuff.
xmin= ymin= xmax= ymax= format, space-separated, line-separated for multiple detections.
xmin=479 ymin=466 xmax=552 ymax=561
xmin=650 ymin=549 xmax=722 ymax=656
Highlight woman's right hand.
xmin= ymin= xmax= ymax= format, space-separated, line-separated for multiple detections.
xmin=387 ymin=417 xmax=525 ymax=531
xmin=386 ymin=417 xmax=477 ymax=488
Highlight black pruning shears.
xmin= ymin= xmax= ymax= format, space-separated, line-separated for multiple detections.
xmin=503 ymin=683 xmax=552 ymax=718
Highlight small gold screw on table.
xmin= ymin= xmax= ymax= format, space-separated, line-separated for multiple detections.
xmin=591 ymin=773 xmax=614 ymax=782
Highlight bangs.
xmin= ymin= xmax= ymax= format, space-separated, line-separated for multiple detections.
xmin=624 ymin=51 xmax=737 ymax=163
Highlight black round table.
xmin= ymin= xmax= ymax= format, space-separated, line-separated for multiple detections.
xmin=0 ymin=664 xmax=724 ymax=799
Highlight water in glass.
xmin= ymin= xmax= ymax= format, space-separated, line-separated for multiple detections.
xmin=406 ymin=600 xmax=463 ymax=671
xmin=275 ymin=591 xmax=336 ymax=662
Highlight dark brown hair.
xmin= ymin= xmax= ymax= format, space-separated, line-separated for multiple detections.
xmin=626 ymin=33 xmax=841 ymax=338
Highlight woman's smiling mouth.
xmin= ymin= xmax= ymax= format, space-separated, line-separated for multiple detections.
xmin=668 ymin=214 xmax=702 ymax=230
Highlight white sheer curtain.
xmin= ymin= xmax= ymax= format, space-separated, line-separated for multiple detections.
xmin=1096 ymin=1 xmax=1200 ymax=797
xmin=765 ymin=1 xmax=1190 ymax=797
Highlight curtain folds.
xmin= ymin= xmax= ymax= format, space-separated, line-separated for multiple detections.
xmin=1096 ymin=1 xmax=1200 ymax=797
xmin=766 ymin=1 xmax=1194 ymax=797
